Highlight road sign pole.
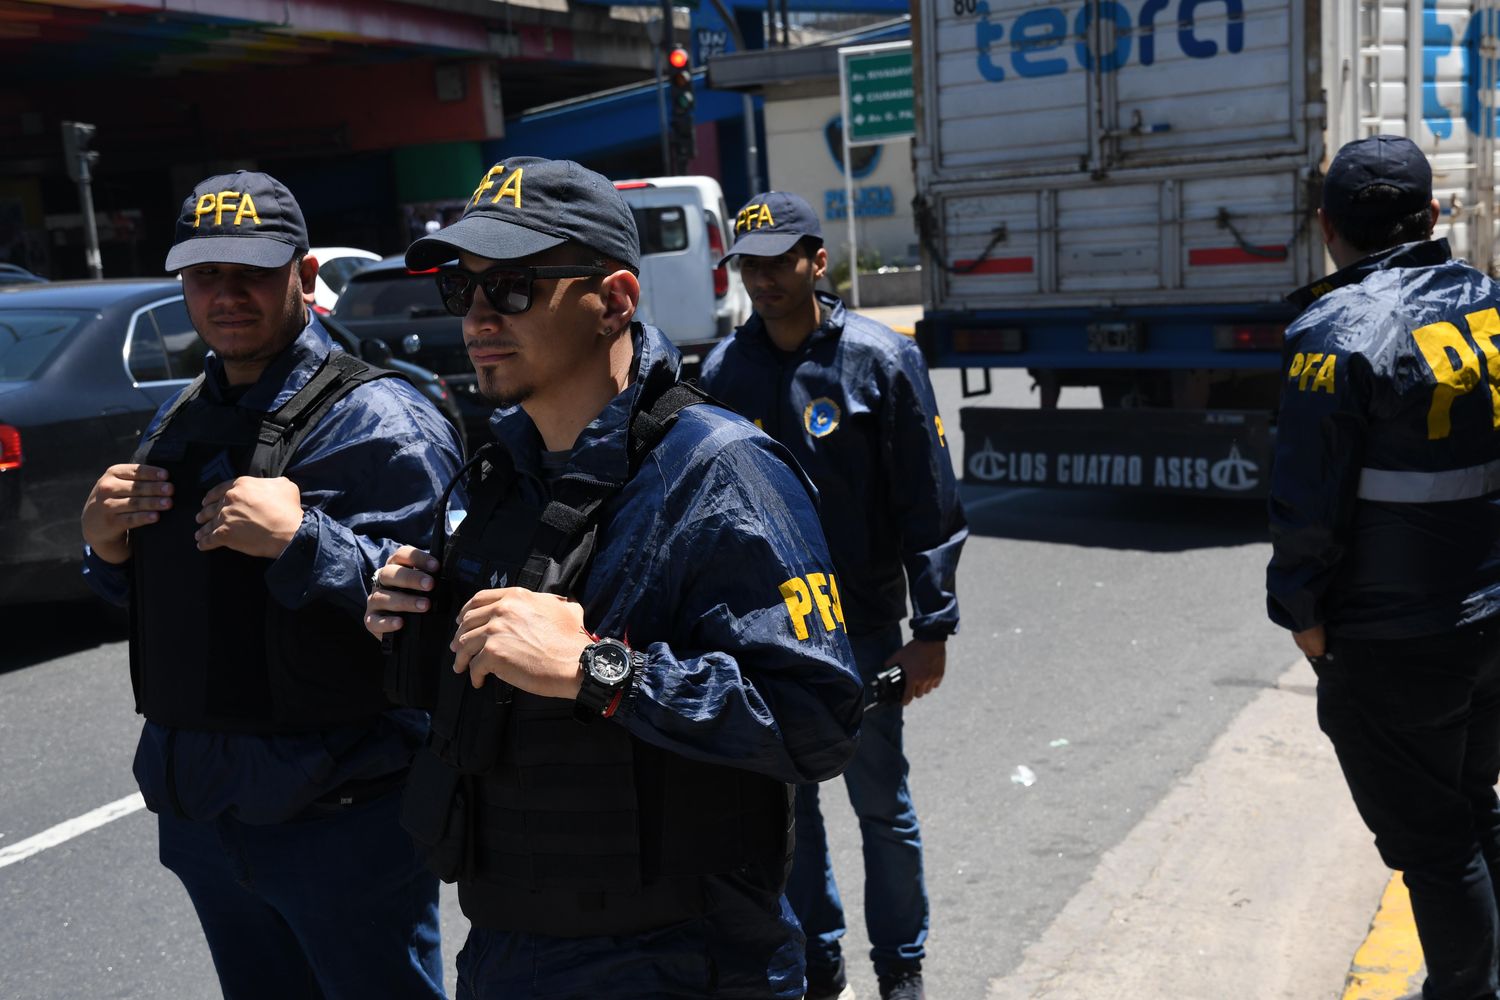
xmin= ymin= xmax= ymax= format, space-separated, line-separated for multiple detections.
xmin=653 ymin=45 xmax=670 ymax=176
xmin=78 ymin=168 xmax=103 ymax=280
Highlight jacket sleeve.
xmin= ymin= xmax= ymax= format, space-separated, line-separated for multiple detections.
xmin=1265 ymin=330 xmax=1371 ymax=632
xmin=264 ymin=381 xmax=465 ymax=617
xmin=616 ymin=434 xmax=864 ymax=785
xmin=883 ymin=339 xmax=968 ymax=639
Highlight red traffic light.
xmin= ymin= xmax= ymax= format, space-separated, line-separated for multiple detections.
xmin=667 ymin=46 xmax=690 ymax=70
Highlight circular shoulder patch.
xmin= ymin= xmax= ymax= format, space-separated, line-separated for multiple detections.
xmin=804 ymin=397 xmax=842 ymax=438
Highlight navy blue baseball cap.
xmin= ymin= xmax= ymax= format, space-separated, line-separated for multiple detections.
xmin=164 ymin=170 xmax=309 ymax=272
xmin=720 ymin=190 xmax=822 ymax=266
xmin=406 ymin=157 xmax=640 ymax=272
xmin=1322 ymin=135 xmax=1433 ymax=220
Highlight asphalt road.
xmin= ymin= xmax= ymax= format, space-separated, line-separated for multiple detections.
xmin=0 ymin=359 xmax=1381 ymax=1000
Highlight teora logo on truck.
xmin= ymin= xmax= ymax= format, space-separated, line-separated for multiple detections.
xmin=972 ymin=0 xmax=1244 ymax=82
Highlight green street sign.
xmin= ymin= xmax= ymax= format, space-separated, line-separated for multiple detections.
xmin=843 ymin=45 xmax=914 ymax=145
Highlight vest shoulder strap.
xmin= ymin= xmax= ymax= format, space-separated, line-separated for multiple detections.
xmin=627 ymin=381 xmax=710 ymax=472
xmin=249 ymin=350 xmax=402 ymax=477
xmin=131 ymin=373 xmax=208 ymax=463
xmin=516 ymin=380 xmax=708 ymax=590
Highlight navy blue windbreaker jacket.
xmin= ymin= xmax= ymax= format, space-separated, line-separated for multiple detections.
xmin=83 ymin=316 xmax=465 ymax=823
xmin=699 ymin=292 xmax=967 ymax=639
xmin=475 ymin=323 xmax=863 ymax=997
xmin=1267 ymin=239 xmax=1500 ymax=639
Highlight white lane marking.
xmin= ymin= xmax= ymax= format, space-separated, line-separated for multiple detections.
xmin=0 ymin=793 xmax=146 ymax=870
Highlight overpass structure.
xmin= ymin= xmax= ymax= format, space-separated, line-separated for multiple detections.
xmin=0 ymin=0 xmax=904 ymax=277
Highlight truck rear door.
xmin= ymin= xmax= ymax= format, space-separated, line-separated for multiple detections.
xmin=918 ymin=0 xmax=1314 ymax=313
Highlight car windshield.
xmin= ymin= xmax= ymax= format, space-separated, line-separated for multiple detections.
xmin=0 ymin=309 xmax=91 ymax=381
xmin=334 ymin=272 xmax=449 ymax=319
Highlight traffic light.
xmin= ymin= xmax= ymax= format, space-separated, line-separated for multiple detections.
xmin=61 ymin=121 xmax=99 ymax=183
xmin=665 ymin=45 xmax=696 ymax=171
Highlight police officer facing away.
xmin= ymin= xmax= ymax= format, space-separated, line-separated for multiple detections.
xmin=699 ymin=192 xmax=967 ymax=1000
xmin=1268 ymin=135 xmax=1500 ymax=1000
xmin=80 ymin=171 xmax=461 ymax=999
xmin=363 ymin=157 xmax=864 ymax=999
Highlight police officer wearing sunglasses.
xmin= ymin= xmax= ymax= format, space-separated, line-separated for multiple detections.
xmin=364 ymin=157 xmax=864 ymax=999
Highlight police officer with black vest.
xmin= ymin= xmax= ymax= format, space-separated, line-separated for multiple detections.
xmin=1268 ymin=135 xmax=1500 ymax=1000
xmin=81 ymin=171 xmax=461 ymax=999
xmin=364 ymin=157 xmax=864 ymax=999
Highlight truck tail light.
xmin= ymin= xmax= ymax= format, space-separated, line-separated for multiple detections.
xmin=1213 ymin=324 xmax=1284 ymax=350
xmin=952 ymin=327 xmax=1024 ymax=353
xmin=706 ymin=219 xmax=729 ymax=298
xmin=0 ymin=424 xmax=21 ymax=471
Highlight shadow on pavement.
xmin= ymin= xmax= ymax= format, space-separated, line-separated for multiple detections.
xmin=963 ymin=485 xmax=1268 ymax=552
xmin=0 ymin=598 xmax=129 ymax=675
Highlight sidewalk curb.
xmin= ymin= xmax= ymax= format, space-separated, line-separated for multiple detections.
xmin=983 ymin=657 xmax=1389 ymax=999
xmin=1340 ymin=873 xmax=1424 ymax=1000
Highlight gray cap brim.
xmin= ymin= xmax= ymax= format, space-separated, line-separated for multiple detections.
xmin=406 ymin=214 xmax=567 ymax=271
xmin=717 ymin=230 xmax=803 ymax=268
xmin=165 ymin=235 xmax=299 ymax=272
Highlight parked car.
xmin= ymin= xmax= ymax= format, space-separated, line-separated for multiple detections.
xmin=320 ymin=313 xmax=465 ymax=446
xmin=0 ymin=263 xmax=46 ymax=286
xmin=0 ymin=279 xmax=458 ymax=607
xmin=615 ymin=175 xmax=751 ymax=370
xmin=308 ymin=246 xmax=380 ymax=313
xmin=330 ymin=256 xmax=492 ymax=450
xmin=0 ymin=279 xmax=205 ymax=605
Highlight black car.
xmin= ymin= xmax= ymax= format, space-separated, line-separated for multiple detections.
xmin=330 ymin=256 xmax=493 ymax=450
xmin=0 ymin=263 xmax=47 ymax=286
xmin=320 ymin=314 xmax=465 ymax=442
xmin=0 ymin=279 xmax=459 ymax=607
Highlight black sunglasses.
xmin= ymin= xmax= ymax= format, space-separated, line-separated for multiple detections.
xmin=433 ymin=264 xmax=608 ymax=317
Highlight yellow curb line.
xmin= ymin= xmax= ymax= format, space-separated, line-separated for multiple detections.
xmin=1341 ymin=872 xmax=1425 ymax=1000
xmin=893 ymin=325 xmax=915 ymax=338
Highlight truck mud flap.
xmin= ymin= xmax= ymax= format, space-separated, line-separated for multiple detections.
xmin=959 ymin=407 xmax=1272 ymax=498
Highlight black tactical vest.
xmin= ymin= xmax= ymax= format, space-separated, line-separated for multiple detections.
xmin=399 ymin=376 xmax=794 ymax=938
xmin=129 ymin=350 xmax=400 ymax=735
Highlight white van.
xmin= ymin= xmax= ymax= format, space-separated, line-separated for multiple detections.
xmin=615 ymin=176 xmax=751 ymax=375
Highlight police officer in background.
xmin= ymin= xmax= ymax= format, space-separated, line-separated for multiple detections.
xmin=80 ymin=171 xmax=461 ymax=999
xmin=364 ymin=157 xmax=864 ymax=999
xmin=1268 ymin=135 xmax=1500 ymax=1000
xmin=699 ymin=192 xmax=967 ymax=1000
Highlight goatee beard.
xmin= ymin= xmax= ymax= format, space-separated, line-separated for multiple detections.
xmin=477 ymin=370 xmax=529 ymax=408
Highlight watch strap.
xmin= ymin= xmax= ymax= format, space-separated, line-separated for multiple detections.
xmin=574 ymin=639 xmax=632 ymax=724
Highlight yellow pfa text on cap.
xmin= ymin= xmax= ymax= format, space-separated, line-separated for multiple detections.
xmin=193 ymin=191 xmax=262 ymax=228
xmin=470 ymin=165 xmax=523 ymax=209
xmin=735 ymin=203 xmax=775 ymax=235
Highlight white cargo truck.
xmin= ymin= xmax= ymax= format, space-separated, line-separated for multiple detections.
xmin=913 ymin=0 xmax=1500 ymax=497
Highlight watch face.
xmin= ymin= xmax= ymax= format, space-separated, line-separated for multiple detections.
xmin=588 ymin=642 xmax=632 ymax=684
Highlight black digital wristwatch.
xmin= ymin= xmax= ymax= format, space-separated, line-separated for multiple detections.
xmin=574 ymin=637 xmax=634 ymax=723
